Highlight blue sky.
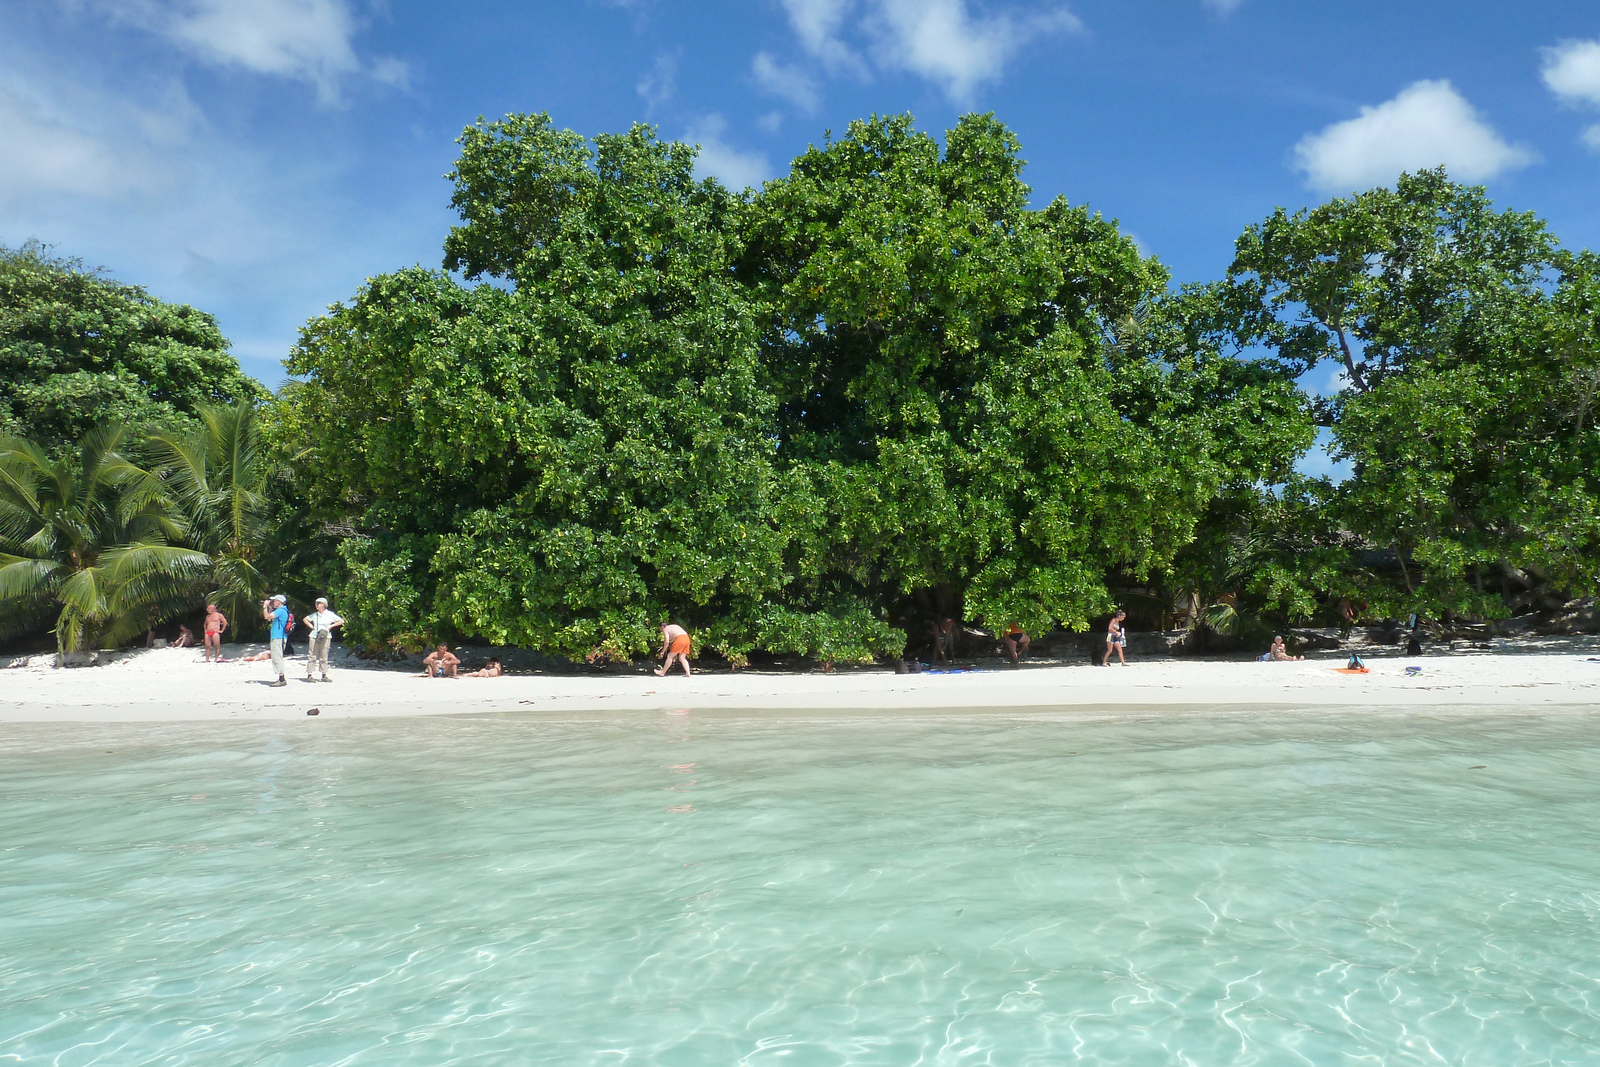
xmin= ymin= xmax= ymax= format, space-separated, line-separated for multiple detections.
xmin=3 ymin=0 xmax=1599 ymax=397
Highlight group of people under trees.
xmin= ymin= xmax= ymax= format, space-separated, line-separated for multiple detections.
xmin=201 ymin=602 xmax=1320 ymax=684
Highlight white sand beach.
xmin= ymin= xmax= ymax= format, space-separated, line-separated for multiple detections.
xmin=3 ymin=639 xmax=1599 ymax=722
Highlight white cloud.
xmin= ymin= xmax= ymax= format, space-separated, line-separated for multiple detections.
xmin=685 ymin=115 xmax=772 ymax=191
xmin=107 ymin=0 xmax=404 ymax=101
xmin=637 ymin=51 xmax=678 ymax=111
xmin=773 ymin=0 xmax=1079 ymax=105
xmin=1292 ymin=80 xmax=1534 ymax=192
xmin=869 ymin=0 xmax=1080 ymax=104
xmin=1542 ymin=39 xmax=1600 ymax=153
xmin=0 ymin=84 xmax=183 ymax=207
xmin=779 ymin=0 xmax=869 ymax=77
xmin=752 ymin=51 xmax=820 ymax=113
xmin=1542 ymin=38 xmax=1600 ymax=107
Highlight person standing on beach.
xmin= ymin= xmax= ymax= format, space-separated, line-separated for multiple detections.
xmin=262 ymin=594 xmax=289 ymax=687
xmin=1105 ymin=610 xmax=1128 ymax=666
xmin=655 ymin=622 xmax=693 ymax=677
xmin=302 ymin=597 xmax=344 ymax=683
xmin=203 ymin=603 xmax=229 ymax=662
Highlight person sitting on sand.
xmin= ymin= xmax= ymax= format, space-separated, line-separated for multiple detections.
xmin=1104 ymin=610 xmax=1128 ymax=666
xmin=1269 ymin=635 xmax=1303 ymax=662
xmin=655 ymin=622 xmax=693 ymax=678
xmin=422 ymin=644 xmax=460 ymax=678
xmin=174 ymin=623 xmax=194 ymax=649
xmin=465 ymin=658 xmax=503 ymax=678
xmin=1003 ymin=622 xmax=1030 ymax=665
xmin=203 ymin=603 xmax=229 ymax=662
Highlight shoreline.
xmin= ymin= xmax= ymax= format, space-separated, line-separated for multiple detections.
xmin=3 ymin=640 xmax=1598 ymax=723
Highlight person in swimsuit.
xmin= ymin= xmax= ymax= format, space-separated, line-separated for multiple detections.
xmin=422 ymin=644 xmax=460 ymax=678
xmin=174 ymin=624 xmax=194 ymax=648
xmin=203 ymin=603 xmax=229 ymax=662
xmin=1105 ymin=610 xmax=1128 ymax=666
xmin=1003 ymin=622 xmax=1030 ymax=665
xmin=934 ymin=617 xmax=956 ymax=663
xmin=465 ymin=658 xmax=503 ymax=678
xmin=1268 ymin=635 xmax=1303 ymax=661
xmin=655 ymin=623 xmax=693 ymax=677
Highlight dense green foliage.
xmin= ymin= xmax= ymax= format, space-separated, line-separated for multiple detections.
xmin=0 ymin=243 xmax=265 ymax=454
xmin=0 ymin=426 xmax=210 ymax=655
xmin=1211 ymin=170 xmax=1600 ymax=623
xmin=10 ymin=115 xmax=1595 ymax=662
xmin=280 ymin=112 xmax=1313 ymax=659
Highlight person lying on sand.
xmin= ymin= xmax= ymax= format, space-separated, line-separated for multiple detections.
xmin=422 ymin=644 xmax=460 ymax=678
xmin=465 ymin=658 xmax=502 ymax=678
xmin=239 ymin=650 xmax=273 ymax=662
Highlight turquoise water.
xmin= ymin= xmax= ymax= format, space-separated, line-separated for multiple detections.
xmin=3 ymin=708 xmax=1600 ymax=1065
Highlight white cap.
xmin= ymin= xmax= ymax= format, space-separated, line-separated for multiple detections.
xmin=315 ymin=597 xmax=328 ymax=605
xmin=271 ymin=594 xmax=287 ymax=603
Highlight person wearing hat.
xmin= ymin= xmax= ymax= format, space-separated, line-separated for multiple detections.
xmin=261 ymin=595 xmax=290 ymax=687
xmin=301 ymin=597 xmax=345 ymax=683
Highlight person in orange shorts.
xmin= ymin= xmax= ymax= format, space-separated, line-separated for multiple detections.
xmin=655 ymin=622 xmax=693 ymax=677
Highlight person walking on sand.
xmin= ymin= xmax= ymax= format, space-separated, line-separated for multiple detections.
xmin=1105 ymin=610 xmax=1128 ymax=666
xmin=302 ymin=597 xmax=344 ymax=683
xmin=655 ymin=622 xmax=693 ymax=677
xmin=203 ymin=603 xmax=229 ymax=662
xmin=262 ymin=594 xmax=289 ymax=687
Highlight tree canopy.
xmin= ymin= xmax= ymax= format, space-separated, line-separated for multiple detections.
xmin=279 ymin=111 xmax=1312 ymax=660
xmin=0 ymin=243 xmax=265 ymax=454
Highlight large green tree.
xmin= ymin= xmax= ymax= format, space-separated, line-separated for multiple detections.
xmin=282 ymin=117 xmax=870 ymax=660
xmin=1221 ymin=169 xmax=1600 ymax=620
xmin=1 ymin=243 xmax=265 ymax=454
xmin=740 ymin=114 xmax=1311 ymax=634
xmin=0 ymin=425 xmax=210 ymax=658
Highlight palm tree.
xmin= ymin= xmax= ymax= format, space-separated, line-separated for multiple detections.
xmin=143 ymin=402 xmax=273 ymax=625
xmin=0 ymin=425 xmax=210 ymax=661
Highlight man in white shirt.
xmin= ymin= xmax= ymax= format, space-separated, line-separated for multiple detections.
xmin=302 ymin=597 xmax=345 ymax=683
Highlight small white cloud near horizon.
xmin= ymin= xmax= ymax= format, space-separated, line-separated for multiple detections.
xmin=1293 ymin=80 xmax=1534 ymax=192
xmin=1541 ymin=38 xmax=1600 ymax=153
xmin=685 ymin=115 xmax=773 ymax=191
xmin=107 ymin=0 xmax=405 ymax=101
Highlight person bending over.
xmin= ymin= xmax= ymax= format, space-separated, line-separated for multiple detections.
xmin=422 ymin=644 xmax=460 ymax=678
xmin=1003 ymin=623 xmax=1030 ymax=665
xmin=655 ymin=622 xmax=693 ymax=678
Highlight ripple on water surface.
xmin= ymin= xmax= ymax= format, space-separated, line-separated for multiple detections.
xmin=2 ymin=708 xmax=1600 ymax=1065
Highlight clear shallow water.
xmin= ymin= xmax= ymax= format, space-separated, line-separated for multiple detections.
xmin=3 ymin=708 xmax=1600 ymax=1065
